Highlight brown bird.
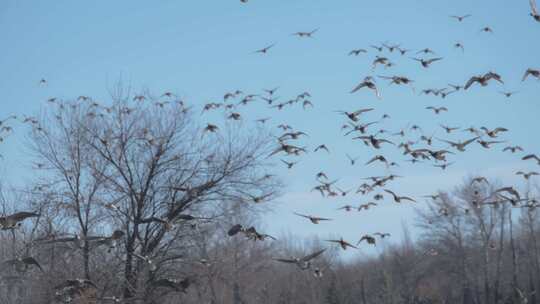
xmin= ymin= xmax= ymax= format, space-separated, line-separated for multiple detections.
xmin=294 ymin=212 xmax=332 ymax=224
xmin=365 ymin=155 xmax=389 ymax=167
xmin=481 ymin=127 xmax=508 ymax=138
xmin=437 ymin=136 xmax=480 ymax=152
xmin=326 ymin=238 xmax=358 ymax=250
xmin=384 ymin=189 xmax=416 ymax=203
xmin=357 ymin=234 xmax=376 ymax=246
xmin=350 ymin=77 xmax=381 ymax=99
xmin=523 ymin=154 xmax=540 ymax=165
xmin=0 ymin=211 xmax=39 ymax=230
xmin=354 ymin=135 xmax=394 ymax=149
xmin=464 ymin=72 xmax=503 ymax=89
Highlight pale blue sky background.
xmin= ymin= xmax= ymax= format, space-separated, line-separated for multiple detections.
xmin=1 ymin=0 xmax=539 ymax=258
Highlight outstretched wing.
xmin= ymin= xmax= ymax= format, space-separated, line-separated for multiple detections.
xmin=302 ymin=248 xmax=326 ymax=262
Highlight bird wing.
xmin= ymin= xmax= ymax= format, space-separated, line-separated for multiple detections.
xmin=22 ymin=257 xmax=43 ymax=271
xmin=464 ymin=76 xmax=480 ymax=90
xmin=302 ymin=249 xmax=326 ymax=261
xmin=350 ymin=82 xmax=366 ymax=93
xmin=9 ymin=211 xmax=39 ymax=222
xmin=462 ymin=136 xmax=481 ymax=146
xmin=273 ymin=258 xmax=296 ymax=264
xmin=531 ymin=0 xmax=538 ymax=15
xmin=427 ymin=57 xmax=443 ymax=64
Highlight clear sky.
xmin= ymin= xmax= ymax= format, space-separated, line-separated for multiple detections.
xmin=1 ymin=0 xmax=539 ymax=258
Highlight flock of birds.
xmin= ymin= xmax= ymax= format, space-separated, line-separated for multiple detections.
xmin=0 ymin=0 xmax=539 ymax=302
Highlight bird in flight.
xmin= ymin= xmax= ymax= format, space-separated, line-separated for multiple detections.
xmin=450 ymin=14 xmax=471 ymax=22
xmin=412 ymin=57 xmax=443 ymax=68
xmin=273 ymin=249 xmax=326 ymax=270
xmin=350 ymin=77 xmax=381 ymax=99
xmin=523 ymin=154 xmax=540 ymax=165
xmin=294 ymin=212 xmax=332 ymax=224
xmin=522 ymin=68 xmax=540 ymax=81
xmin=326 ymin=238 xmax=358 ymax=250
xmin=384 ymin=189 xmax=416 ymax=203
xmin=349 ymin=49 xmax=367 ymax=56
xmin=464 ymin=72 xmax=503 ymax=90
xmin=292 ymin=29 xmax=318 ymax=38
xmin=255 ymin=44 xmax=275 ymax=54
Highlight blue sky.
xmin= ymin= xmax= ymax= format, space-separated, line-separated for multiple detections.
xmin=1 ymin=0 xmax=539 ymax=257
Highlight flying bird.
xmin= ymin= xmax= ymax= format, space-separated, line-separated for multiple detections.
xmin=450 ymin=14 xmax=471 ymax=22
xmin=464 ymin=72 xmax=503 ymax=89
xmin=326 ymin=238 xmax=358 ymax=250
xmin=0 ymin=211 xmax=39 ymax=230
xmin=294 ymin=212 xmax=332 ymax=224
xmin=384 ymin=189 xmax=416 ymax=203
xmin=255 ymin=44 xmax=275 ymax=54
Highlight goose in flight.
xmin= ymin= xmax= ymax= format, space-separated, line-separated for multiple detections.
xmin=503 ymin=145 xmax=523 ymax=153
xmin=2 ymin=257 xmax=43 ymax=272
xmin=255 ymin=44 xmax=275 ymax=54
xmin=522 ymin=68 xmax=540 ymax=81
xmin=273 ymin=248 xmax=326 ymax=270
xmin=294 ymin=212 xmax=332 ymax=224
xmin=480 ymin=127 xmax=508 ymax=138
xmin=426 ymin=106 xmax=448 ymax=114
xmin=357 ymin=234 xmax=376 ymax=246
xmin=437 ymin=136 xmax=480 ymax=152
xmin=351 ymin=77 xmax=380 ymax=98
xmin=326 ymin=238 xmax=358 ymax=250
xmin=523 ymin=154 xmax=540 ymax=165
xmin=349 ymin=49 xmax=367 ymax=56
xmin=0 ymin=211 xmax=39 ymax=230
xmin=374 ymin=232 xmax=391 ymax=238
xmin=450 ymin=14 xmax=471 ymax=22
xmin=292 ymin=29 xmax=318 ymax=37
xmin=384 ymin=189 xmax=416 ymax=203
xmin=516 ymin=171 xmax=539 ymax=180
xmin=465 ymin=72 xmax=503 ymax=89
